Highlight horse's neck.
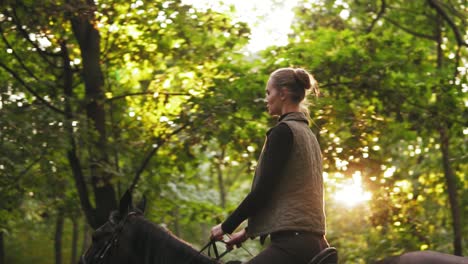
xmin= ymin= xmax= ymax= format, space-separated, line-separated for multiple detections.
xmin=184 ymin=250 xmax=220 ymax=264
xmin=156 ymin=239 xmax=218 ymax=264
xmin=162 ymin=235 xmax=219 ymax=264
xmin=135 ymin=219 xmax=219 ymax=264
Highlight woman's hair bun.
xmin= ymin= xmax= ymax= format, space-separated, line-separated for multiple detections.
xmin=294 ymin=69 xmax=312 ymax=90
xmin=270 ymin=67 xmax=320 ymax=101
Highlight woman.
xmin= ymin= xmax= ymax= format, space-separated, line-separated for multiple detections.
xmin=211 ymin=68 xmax=329 ymax=264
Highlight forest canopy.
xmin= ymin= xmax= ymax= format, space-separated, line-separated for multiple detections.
xmin=0 ymin=0 xmax=466 ymax=263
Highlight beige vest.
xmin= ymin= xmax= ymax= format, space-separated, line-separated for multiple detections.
xmin=247 ymin=112 xmax=326 ymax=238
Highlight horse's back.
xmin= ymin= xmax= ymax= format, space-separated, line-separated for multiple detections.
xmin=399 ymin=251 xmax=468 ymax=264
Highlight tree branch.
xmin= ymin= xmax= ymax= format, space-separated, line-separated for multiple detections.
xmin=8 ymin=7 xmax=63 ymax=63
xmin=129 ymin=123 xmax=190 ymax=192
xmin=0 ymin=26 xmax=42 ymax=83
xmin=106 ymin=91 xmax=192 ymax=102
xmin=6 ymin=150 xmax=49 ymax=188
xmin=383 ymin=16 xmax=437 ymax=41
xmin=0 ymin=61 xmax=66 ymax=115
xmin=441 ymin=0 xmax=466 ymax=20
xmin=367 ymin=0 xmax=386 ymax=33
xmin=18 ymin=152 xmax=45 ymax=178
xmin=427 ymin=0 xmax=468 ymax=47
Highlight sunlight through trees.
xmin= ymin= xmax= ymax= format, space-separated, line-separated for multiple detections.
xmin=0 ymin=0 xmax=466 ymax=263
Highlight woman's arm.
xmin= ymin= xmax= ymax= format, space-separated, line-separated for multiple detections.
xmin=221 ymin=123 xmax=293 ymax=234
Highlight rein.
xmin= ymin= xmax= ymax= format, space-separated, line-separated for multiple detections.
xmin=185 ymin=239 xmax=231 ymax=264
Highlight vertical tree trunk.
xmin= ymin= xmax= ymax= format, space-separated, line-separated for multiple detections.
xmin=216 ymin=165 xmax=226 ymax=209
xmin=439 ymin=126 xmax=462 ymax=256
xmin=61 ymin=39 xmax=96 ymax=228
xmin=433 ymin=13 xmax=462 ymax=256
xmin=71 ymin=217 xmax=79 ymax=264
xmin=55 ymin=209 xmax=64 ymax=264
xmin=0 ymin=231 xmax=4 ymax=264
xmin=68 ymin=0 xmax=117 ymax=228
xmin=172 ymin=208 xmax=181 ymax=237
xmin=82 ymin=222 xmax=91 ymax=255
xmin=216 ymin=147 xmax=227 ymax=208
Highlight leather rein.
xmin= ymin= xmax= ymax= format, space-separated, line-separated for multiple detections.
xmin=186 ymin=239 xmax=231 ymax=264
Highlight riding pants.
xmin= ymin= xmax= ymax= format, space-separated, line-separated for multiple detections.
xmin=245 ymin=231 xmax=329 ymax=264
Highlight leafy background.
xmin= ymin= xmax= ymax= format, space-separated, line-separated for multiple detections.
xmin=0 ymin=0 xmax=466 ymax=263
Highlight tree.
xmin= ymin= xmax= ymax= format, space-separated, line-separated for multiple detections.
xmin=1 ymin=0 xmax=250 ymax=261
xmin=2 ymin=0 xmax=466 ymax=262
xmin=1 ymin=0 xmax=250 ymax=225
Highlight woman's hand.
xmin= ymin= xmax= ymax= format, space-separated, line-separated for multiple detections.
xmin=225 ymin=229 xmax=248 ymax=250
xmin=210 ymin=223 xmax=225 ymax=241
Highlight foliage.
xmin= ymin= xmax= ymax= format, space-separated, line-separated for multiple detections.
xmin=281 ymin=0 xmax=467 ymax=261
xmin=0 ymin=0 xmax=466 ymax=263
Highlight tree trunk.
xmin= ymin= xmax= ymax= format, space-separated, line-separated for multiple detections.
xmin=71 ymin=217 xmax=79 ymax=264
xmin=55 ymin=209 xmax=65 ymax=264
xmin=68 ymin=0 xmax=117 ymax=228
xmin=216 ymin=147 xmax=227 ymax=208
xmin=82 ymin=222 xmax=91 ymax=255
xmin=433 ymin=13 xmax=462 ymax=256
xmin=0 ymin=231 xmax=4 ymax=264
xmin=439 ymin=125 xmax=462 ymax=256
xmin=172 ymin=208 xmax=181 ymax=237
xmin=61 ymin=40 xmax=97 ymax=230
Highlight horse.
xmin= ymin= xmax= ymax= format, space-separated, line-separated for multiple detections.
xmin=79 ymin=190 xmax=232 ymax=264
xmin=79 ymin=190 xmax=339 ymax=264
xmin=79 ymin=190 xmax=464 ymax=264
xmin=374 ymin=251 xmax=468 ymax=264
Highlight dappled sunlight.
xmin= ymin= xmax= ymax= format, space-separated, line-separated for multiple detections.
xmin=331 ymin=171 xmax=372 ymax=207
xmin=183 ymin=0 xmax=300 ymax=52
xmin=2 ymin=0 xmax=466 ymax=263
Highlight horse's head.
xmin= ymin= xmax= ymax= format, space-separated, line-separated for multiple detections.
xmin=79 ymin=190 xmax=146 ymax=264
xmin=80 ymin=190 xmax=219 ymax=264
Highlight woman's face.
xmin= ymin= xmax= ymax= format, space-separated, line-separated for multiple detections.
xmin=265 ymin=79 xmax=283 ymax=116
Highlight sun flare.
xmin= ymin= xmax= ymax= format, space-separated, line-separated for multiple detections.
xmin=333 ymin=171 xmax=372 ymax=207
xmin=182 ymin=0 xmax=300 ymax=52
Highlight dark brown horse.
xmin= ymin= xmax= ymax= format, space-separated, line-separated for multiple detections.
xmin=80 ymin=190 xmax=466 ymax=264
xmin=374 ymin=250 xmax=468 ymax=264
xmin=79 ymin=190 xmax=229 ymax=264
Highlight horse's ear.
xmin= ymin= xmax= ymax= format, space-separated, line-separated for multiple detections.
xmin=119 ymin=189 xmax=133 ymax=216
xmin=136 ymin=195 xmax=146 ymax=214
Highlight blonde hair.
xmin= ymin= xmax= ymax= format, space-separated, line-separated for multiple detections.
xmin=269 ymin=68 xmax=319 ymax=117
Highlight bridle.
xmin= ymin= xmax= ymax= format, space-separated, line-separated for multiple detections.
xmin=80 ymin=211 xmax=140 ymax=264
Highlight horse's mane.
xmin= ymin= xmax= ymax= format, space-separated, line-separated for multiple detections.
xmin=129 ymin=215 xmax=219 ymax=264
